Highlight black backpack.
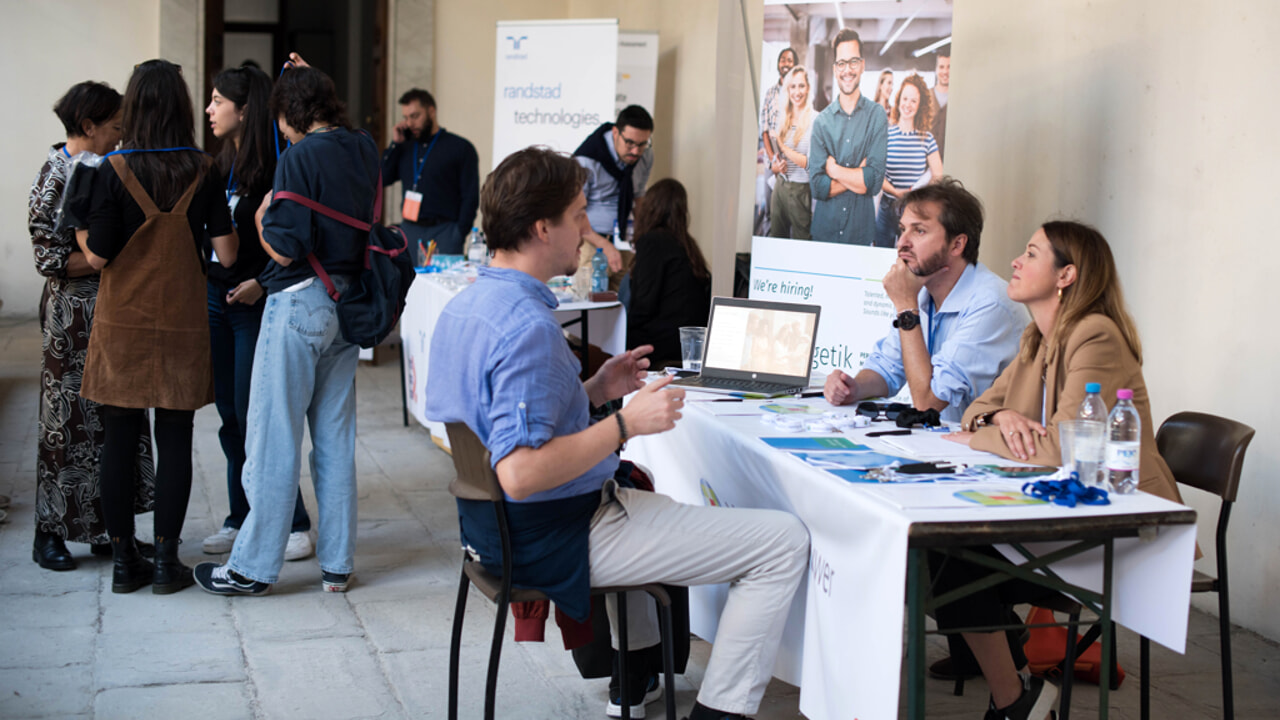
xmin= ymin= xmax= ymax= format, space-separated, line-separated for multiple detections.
xmin=276 ymin=169 xmax=415 ymax=349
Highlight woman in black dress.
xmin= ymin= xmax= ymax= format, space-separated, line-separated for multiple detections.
xmin=625 ymin=179 xmax=711 ymax=366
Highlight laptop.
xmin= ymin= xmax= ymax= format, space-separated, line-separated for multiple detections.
xmin=672 ymin=297 xmax=821 ymax=397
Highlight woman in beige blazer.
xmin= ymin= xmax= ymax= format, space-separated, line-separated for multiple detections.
xmin=938 ymin=221 xmax=1184 ymax=719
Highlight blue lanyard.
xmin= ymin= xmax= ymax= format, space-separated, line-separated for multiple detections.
xmin=410 ymin=130 xmax=442 ymax=191
xmin=225 ymin=158 xmax=236 ymax=199
xmin=61 ymin=146 xmax=72 ymax=159
xmin=103 ymin=147 xmax=205 ymax=158
xmin=924 ymin=296 xmax=941 ymax=353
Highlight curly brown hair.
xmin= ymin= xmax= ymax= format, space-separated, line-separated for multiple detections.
xmin=270 ymin=66 xmax=348 ymax=136
xmin=889 ymin=74 xmax=935 ymax=135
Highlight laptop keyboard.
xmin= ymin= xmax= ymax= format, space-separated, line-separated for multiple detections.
xmin=675 ymin=375 xmax=802 ymax=395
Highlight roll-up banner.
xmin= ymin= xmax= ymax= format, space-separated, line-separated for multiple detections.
xmin=492 ymin=19 xmax=619 ymax=169
xmin=750 ymin=1 xmax=954 ymax=378
xmin=616 ymin=31 xmax=659 ymax=117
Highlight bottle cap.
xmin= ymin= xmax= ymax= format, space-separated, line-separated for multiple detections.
xmin=1085 ymin=382 xmax=1101 ymax=393
xmin=595 ymin=247 xmax=603 ymax=254
xmin=1116 ymin=388 xmax=1133 ymax=400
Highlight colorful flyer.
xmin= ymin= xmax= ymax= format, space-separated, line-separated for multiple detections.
xmin=953 ymin=490 xmax=1048 ymax=506
xmin=761 ymin=436 xmax=865 ymax=451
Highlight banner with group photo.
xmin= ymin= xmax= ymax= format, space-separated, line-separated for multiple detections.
xmin=750 ymin=0 xmax=954 ymax=375
xmin=492 ymin=19 xmax=618 ymax=169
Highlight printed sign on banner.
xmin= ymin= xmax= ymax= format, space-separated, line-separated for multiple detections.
xmin=749 ymin=238 xmax=898 ymax=376
xmin=616 ymin=31 xmax=659 ymax=116
xmin=493 ymin=19 xmax=618 ymax=169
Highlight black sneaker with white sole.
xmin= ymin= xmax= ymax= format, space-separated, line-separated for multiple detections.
xmin=321 ymin=570 xmax=351 ymax=593
xmin=194 ymin=562 xmax=270 ymax=596
xmin=985 ymin=674 xmax=1058 ymax=720
xmin=607 ymin=672 xmax=661 ymax=718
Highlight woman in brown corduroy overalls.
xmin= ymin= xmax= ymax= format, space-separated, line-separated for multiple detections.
xmin=79 ymin=60 xmax=238 ymax=594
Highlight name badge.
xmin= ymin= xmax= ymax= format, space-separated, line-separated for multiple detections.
xmin=402 ymin=190 xmax=423 ymax=222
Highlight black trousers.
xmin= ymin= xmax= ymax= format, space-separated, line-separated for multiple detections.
xmin=99 ymin=406 xmax=195 ymax=542
xmin=928 ymin=546 xmax=1061 ymax=669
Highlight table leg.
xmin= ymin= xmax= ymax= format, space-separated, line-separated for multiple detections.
xmin=399 ymin=341 xmax=409 ymax=427
xmin=906 ymin=547 xmax=928 ymax=720
xmin=1098 ymin=539 xmax=1114 ymax=720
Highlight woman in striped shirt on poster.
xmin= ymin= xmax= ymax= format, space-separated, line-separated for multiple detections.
xmin=767 ymin=66 xmax=815 ymax=240
xmin=875 ymin=73 xmax=943 ymax=247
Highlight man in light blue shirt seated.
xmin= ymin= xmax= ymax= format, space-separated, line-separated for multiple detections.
xmin=824 ymin=177 xmax=1026 ymax=424
xmin=425 ymin=147 xmax=809 ymax=720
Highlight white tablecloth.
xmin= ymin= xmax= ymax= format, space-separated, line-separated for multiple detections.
xmin=399 ymin=273 xmax=626 ymax=447
xmin=624 ymin=396 xmax=1197 ymax=720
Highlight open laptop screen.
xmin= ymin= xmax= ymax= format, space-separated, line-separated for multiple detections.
xmin=702 ymin=299 xmax=819 ymax=380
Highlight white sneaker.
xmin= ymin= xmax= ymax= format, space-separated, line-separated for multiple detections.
xmin=202 ymin=526 xmax=239 ymax=554
xmin=284 ymin=531 xmax=314 ymax=561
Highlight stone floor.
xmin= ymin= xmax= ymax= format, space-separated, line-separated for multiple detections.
xmin=1 ymin=317 xmax=1277 ymax=719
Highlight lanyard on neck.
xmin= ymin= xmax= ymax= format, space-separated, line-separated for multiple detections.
xmin=61 ymin=146 xmax=72 ymax=159
xmin=104 ymin=147 xmax=205 ymax=157
xmin=411 ymin=130 xmax=442 ymax=191
xmin=225 ymin=158 xmax=236 ymax=198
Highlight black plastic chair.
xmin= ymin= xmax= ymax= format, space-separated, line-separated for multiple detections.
xmin=1144 ymin=411 xmax=1255 ymax=720
xmin=444 ymin=422 xmax=678 ymax=720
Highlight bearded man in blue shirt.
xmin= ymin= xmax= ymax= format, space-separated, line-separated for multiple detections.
xmin=426 ymin=147 xmax=809 ymax=720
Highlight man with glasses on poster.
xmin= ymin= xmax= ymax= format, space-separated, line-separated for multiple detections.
xmin=808 ymin=28 xmax=888 ymax=246
xmin=573 ymin=104 xmax=655 ymax=282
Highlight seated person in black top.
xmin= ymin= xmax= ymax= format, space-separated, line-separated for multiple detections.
xmin=625 ymin=179 xmax=712 ymax=367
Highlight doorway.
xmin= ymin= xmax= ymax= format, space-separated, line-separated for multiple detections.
xmin=202 ymin=0 xmax=388 ymax=154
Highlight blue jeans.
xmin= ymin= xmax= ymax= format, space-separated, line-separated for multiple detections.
xmin=229 ymin=278 xmax=359 ymax=583
xmin=208 ymin=282 xmax=311 ymax=533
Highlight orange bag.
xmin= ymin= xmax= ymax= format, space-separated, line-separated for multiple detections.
xmin=1022 ymin=606 xmax=1126 ymax=687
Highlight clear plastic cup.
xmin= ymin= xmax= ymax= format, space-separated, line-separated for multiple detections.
xmin=678 ymin=327 xmax=706 ymax=372
xmin=1059 ymin=419 xmax=1107 ymax=488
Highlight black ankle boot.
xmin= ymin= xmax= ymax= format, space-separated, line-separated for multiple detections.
xmin=111 ymin=536 xmax=154 ymax=593
xmin=33 ymin=529 xmax=76 ymax=571
xmin=93 ymin=538 xmax=155 ymax=558
xmin=152 ymin=537 xmax=194 ymax=594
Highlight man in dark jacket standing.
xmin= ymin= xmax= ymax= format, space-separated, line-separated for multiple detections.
xmin=382 ymin=88 xmax=479 ymax=260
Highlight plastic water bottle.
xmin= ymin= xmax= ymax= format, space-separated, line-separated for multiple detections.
xmin=465 ymin=227 xmax=486 ymax=264
xmin=1075 ymin=382 xmax=1108 ymax=487
xmin=590 ymin=248 xmax=609 ymax=294
xmin=1106 ymin=389 xmax=1141 ymax=494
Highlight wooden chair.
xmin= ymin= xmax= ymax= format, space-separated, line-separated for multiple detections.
xmin=1144 ymin=412 xmax=1255 ymax=720
xmin=444 ymin=422 xmax=678 ymax=720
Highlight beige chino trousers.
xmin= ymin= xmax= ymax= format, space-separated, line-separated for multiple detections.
xmin=588 ymin=480 xmax=810 ymax=715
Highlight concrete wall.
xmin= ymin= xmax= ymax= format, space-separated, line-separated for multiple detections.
xmin=0 ymin=1 xmax=163 ymax=317
xmin=941 ymin=1 xmax=1280 ymax=641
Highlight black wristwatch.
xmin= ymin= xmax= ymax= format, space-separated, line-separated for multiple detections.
xmin=893 ymin=309 xmax=921 ymax=331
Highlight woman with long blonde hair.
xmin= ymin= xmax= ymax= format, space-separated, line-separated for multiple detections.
xmin=768 ymin=65 xmax=815 ymax=239
xmin=938 ymin=220 xmax=1183 ymax=719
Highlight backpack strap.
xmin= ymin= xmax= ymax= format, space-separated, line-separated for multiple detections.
xmin=274 ymin=138 xmax=383 ymax=301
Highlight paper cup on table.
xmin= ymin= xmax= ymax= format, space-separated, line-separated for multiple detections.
xmin=679 ymin=326 xmax=706 ymax=372
xmin=1058 ymin=419 xmax=1106 ymax=487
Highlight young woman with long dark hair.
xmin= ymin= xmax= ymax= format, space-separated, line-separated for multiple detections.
xmin=200 ymin=65 xmax=314 ymax=560
xmin=79 ymin=59 xmax=236 ymax=594
xmin=625 ymin=178 xmax=711 ymax=366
